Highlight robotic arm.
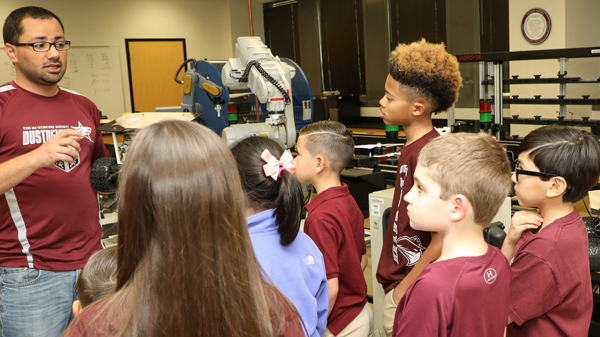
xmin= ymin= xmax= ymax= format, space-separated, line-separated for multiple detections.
xmin=221 ymin=36 xmax=296 ymax=149
xmin=176 ymin=59 xmax=226 ymax=117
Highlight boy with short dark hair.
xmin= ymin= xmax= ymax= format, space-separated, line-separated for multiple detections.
xmin=293 ymin=120 xmax=372 ymax=337
xmin=502 ymin=125 xmax=599 ymax=336
xmin=393 ymin=132 xmax=512 ymax=336
xmin=376 ymin=38 xmax=463 ymax=336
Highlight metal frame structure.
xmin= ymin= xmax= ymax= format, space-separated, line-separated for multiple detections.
xmin=456 ymin=46 xmax=600 ymax=139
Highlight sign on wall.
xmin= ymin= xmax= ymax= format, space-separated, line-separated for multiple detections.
xmin=521 ymin=8 xmax=552 ymax=45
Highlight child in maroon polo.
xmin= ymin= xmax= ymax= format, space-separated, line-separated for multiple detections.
xmin=293 ymin=121 xmax=372 ymax=337
xmin=502 ymin=125 xmax=599 ymax=336
xmin=393 ymin=133 xmax=512 ymax=337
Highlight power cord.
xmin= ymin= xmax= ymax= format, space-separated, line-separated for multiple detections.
xmin=584 ymin=197 xmax=593 ymax=217
xmin=238 ymin=60 xmax=291 ymax=105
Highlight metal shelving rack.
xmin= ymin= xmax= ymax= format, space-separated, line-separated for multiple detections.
xmin=456 ymin=47 xmax=600 ymax=140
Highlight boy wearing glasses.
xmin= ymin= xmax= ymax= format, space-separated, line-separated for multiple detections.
xmin=502 ymin=125 xmax=599 ymax=336
xmin=0 ymin=6 xmax=108 ymax=337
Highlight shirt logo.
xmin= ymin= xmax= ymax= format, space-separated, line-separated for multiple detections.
xmin=71 ymin=121 xmax=93 ymax=143
xmin=399 ymin=164 xmax=408 ymax=175
xmin=21 ymin=122 xmax=91 ymax=173
xmin=54 ymin=156 xmax=79 ymax=173
xmin=484 ymin=268 xmax=497 ymax=284
xmin=303 ymin=255 xmax=315 ymax=265
xmin=393 ymin=235 xmax=425 ymax=266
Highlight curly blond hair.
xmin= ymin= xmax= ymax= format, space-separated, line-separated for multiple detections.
xmin=389 ymin=39 xmax=463 ymax=113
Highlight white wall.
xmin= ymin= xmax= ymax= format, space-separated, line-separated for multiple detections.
xmin=510 ymin=0 xmax=566 ymax=50
xmin=0 ymin=0 xmax=234 ymax=115
xmin=229 ymin=0 xmax=265 ymax=53
xmin=508 ymin=0 xmax=600 ymax=136
xmin=566 ymin=0 xmax=600 ymax=48
xmin=508 ymin=1 xmax=564 ymax=136
xmin=565 ymin=0 xmax=600 ymax=120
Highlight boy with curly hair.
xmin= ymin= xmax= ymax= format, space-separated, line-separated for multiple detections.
xmin=294 ymin=120 xmax=372 ymax=337
xmin=503 ymin=125 xmax=599 ymax=336
xmin=392 ymin=132 xmax=512 ymax=336
xmin=376 ymin=39 xmax=463 ymax=336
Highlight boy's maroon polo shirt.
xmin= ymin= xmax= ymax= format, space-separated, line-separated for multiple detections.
xmin=304 ymin=183 xmax=367 ymax=335
xmin=393 ymin=244 xmax=511 ymax=337
xmin=507 ymin=209 xmax=593 ymax=337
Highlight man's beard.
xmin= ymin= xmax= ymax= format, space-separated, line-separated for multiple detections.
xmin=21 ymin=61 xmax=67 ymax=86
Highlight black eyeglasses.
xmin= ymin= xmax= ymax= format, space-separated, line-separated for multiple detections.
xmin=13 ymin=41 xmax=70 ymax=52
xmin=514 ymin=161 xmax=558 ymax=181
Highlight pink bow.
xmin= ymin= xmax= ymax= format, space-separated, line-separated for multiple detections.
xmin=261 ymin=149 xmax=296 ymax=181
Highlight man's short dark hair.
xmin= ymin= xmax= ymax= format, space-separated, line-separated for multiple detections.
xmin=519 ymin=125 xmax=600 ymax=203
xmin=3 ymin=6 xmax=64 ymax=45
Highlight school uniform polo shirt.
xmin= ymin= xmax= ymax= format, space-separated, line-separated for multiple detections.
xmin=507 ymin=209 xmax=593 ymax=337
xmin=303 ymin=183 xmax=367 ymax=335
xmin=392 ymin=244 xmax=511 ymax=337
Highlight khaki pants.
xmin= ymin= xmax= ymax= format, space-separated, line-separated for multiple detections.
xmin=382 ymin=290 xmax=398 ymax=337
xmin=324 ymin=302 xmax=373 ymax=337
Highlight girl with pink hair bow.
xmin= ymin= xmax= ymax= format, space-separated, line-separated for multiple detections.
xmin=231 ymin=136 xmax=329 ymax=337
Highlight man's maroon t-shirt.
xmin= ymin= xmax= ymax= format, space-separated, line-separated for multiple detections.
xmin=0 ymin=81 xmax=109 ymax=270
xmin=393 ymin=244 xmax=511 ymax=337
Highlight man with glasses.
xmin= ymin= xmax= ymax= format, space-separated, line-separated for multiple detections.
xmin=0 ymin=6 xmax=108 ymax=336
xmin=501 ymin=125 xmax=600 ymax=336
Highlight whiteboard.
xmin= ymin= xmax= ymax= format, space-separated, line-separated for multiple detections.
xmin=0 ymin=46 xmax=125 ymax=119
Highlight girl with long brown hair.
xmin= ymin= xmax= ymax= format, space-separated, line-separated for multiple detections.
xmin=63 ymin=120 xmax=303 ymax=336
